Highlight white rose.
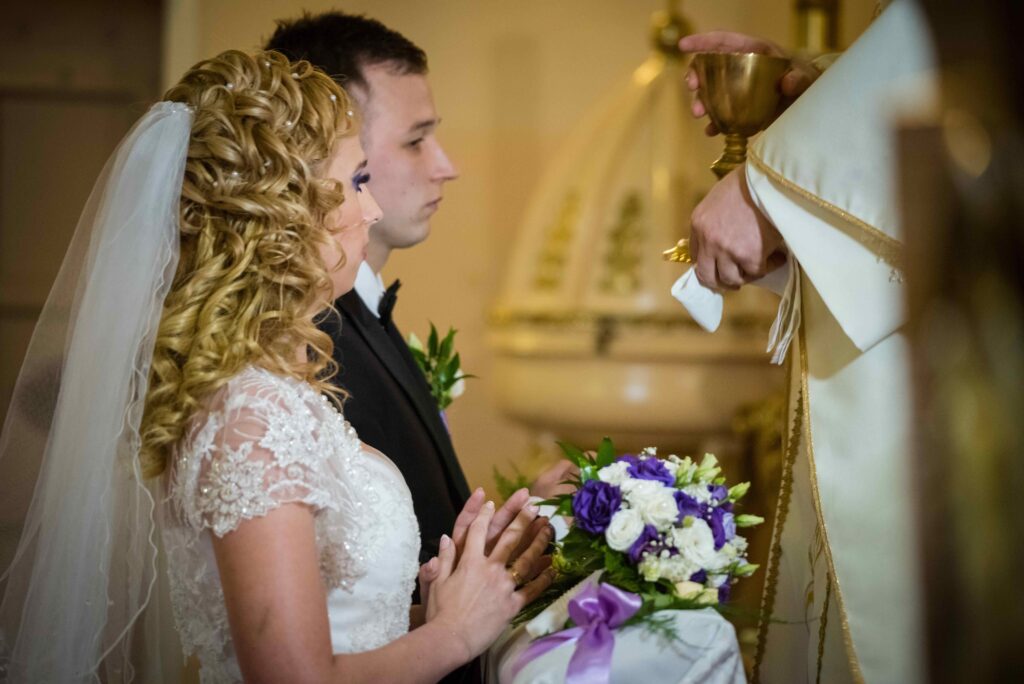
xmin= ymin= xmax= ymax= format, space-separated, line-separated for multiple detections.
xmin=672 ymin=518 xmax=717 ymax=568
xmin=597 ymin=461 xmax=630 ymax=486
xmin=674 ymin=580 xmax=704 ymax=600
xmin=626 ymin=481 xmax=679 ymax=531
xmin=449 ymin=376 xmax=465 ymax=399
xmin=604 ymin=508 xmax=644 ymax=551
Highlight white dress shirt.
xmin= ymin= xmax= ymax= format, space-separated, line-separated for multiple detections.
xmin=353 ymin=261 xmax=386 ymax=318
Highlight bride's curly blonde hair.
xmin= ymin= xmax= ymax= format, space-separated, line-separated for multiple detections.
xmin=140 ymin=50 xmax=354 ymax=478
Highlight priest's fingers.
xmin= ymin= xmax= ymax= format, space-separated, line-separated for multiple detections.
xmin=450 ymin=487 xmax=486 ymax=554
xmin=515 ymin=565 xmax=557 ymax=609
xmin=679 ymin=31 xmax=786 ymax=58
xmin=716 ymin=256 xmax=744 ymax=290
xmin=688 ymin=228 xmax=702 ymax=262
xmin=782 ymin=65 xmax=817 ymax=99
xmin=691 ymin=94 xmax=707 ymax=119
xmin=490 ymin=504 xmax=540 ymax=566
xmin=685 ymin=68 xmax=698 ymax=92
xmin=765 ymin=251 xmax=788 ymax=273
xmin=693 ymin=241 xmax=722 ymax=292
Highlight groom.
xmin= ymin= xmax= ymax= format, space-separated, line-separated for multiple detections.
xmin=266 ymin=14 xmax=570 ymax=567
xmin=267 ymin=13 xmax=468 ymax=571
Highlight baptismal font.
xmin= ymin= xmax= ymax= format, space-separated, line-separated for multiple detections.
xmin=488 ymin=4 xmax=782 ymax=463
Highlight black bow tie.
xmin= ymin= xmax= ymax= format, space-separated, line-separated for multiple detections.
xmin=378 ymin=279 xmax=401 ymax=325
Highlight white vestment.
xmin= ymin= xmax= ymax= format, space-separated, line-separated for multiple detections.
xmin=745 ymin=1 xmax=935 ymax=682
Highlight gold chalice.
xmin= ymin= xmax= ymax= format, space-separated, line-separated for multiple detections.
xmin=662 ymin=51 xmax=790 ymax=265
xmin=692 ymin=51 xmax=791 ymax=179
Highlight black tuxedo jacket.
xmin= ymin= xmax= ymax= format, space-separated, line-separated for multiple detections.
xmin=322 ymin=290 xmax=471 ymax=564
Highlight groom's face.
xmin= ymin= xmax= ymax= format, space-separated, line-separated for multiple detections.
xmin=354 ymin=63 xmax=458 ymax=252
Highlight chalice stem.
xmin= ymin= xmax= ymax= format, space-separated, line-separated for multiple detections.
xmin=711 ymin=133 xmax=749 ymax=179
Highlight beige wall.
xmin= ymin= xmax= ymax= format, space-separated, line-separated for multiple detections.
xmin=163 ymin=0 xmax=877 ymax=494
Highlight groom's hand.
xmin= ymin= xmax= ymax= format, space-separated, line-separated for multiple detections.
xmin=451 ymin=487 xmax=533 ymax=556
xmin=530 ymin=459 xmax=577 ymax=499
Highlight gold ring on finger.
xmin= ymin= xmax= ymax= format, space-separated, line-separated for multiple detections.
xmin=508 ymin=567 xmax=525 ymax=588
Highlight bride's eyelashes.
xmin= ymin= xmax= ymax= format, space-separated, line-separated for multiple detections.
xmin=353 ymin=171 xmax=371 ymax=192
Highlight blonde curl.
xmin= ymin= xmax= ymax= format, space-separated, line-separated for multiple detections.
xmin=140 ymin=49 xmax=356 ymax=478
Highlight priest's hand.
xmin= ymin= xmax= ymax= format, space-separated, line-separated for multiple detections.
xmin=679 ymin=31 xmax=821 ymax=136
xmin=690 ymin=165 xmax=786 ymax=291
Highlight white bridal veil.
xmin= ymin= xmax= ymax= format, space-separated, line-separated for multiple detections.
xmin=0 ymin=101 xmax=191 ymax=682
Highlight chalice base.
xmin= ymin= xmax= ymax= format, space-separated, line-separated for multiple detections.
xmin=711 ymin=133 xmax=748 ymax=179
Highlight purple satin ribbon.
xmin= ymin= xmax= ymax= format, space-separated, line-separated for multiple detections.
xmin=513 ymin=582 xmax=642 ymax=684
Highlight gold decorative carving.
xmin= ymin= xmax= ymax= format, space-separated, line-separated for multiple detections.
xmin=532 ymin=191 xmax=580 ymax=291
xmin=599 ymin=192 xmax=645 ymax=295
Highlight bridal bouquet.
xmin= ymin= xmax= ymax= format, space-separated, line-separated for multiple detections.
xmin=518 ymin=440 xmax=762 ymax=635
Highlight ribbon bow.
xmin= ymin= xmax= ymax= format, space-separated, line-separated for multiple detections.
xmin=378 ymin=278 xmax=401 ymax=325
xmin=514 ymin=582 xmax=642 ymax=684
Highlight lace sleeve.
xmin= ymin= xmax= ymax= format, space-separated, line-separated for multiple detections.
xmin=174 ymin=372 xmax=339 ymax=537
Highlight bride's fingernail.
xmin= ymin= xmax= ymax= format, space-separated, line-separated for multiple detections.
xmin=485 ymin=500 xmax=495 ymax=510
xmin=474 ymin=487 xmax=484 ymax=497
xmin=440 ymin=534 xmax=451 ymax=549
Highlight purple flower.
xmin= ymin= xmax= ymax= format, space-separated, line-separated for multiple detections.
xmin=675 ymin=491 xmax=707 ymax=522
xmin=619 ymin=454 xmax=675 ymax=486
xmin=709 ymin=508 xmax=736 ymax=549
xmin=689 ymin=569 xmax=708 ymax=583
xmin=708 ymin=484 xmax=728 ymax=502
xmin=718 ymin=583 xmax=732 ymax=603
xmin=572 ymin=480 xmax=622 ymax=534
xmin=627 ymin=524 xmax=662 ymax=564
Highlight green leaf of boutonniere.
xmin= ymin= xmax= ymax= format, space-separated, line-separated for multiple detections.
xmin=407 ymin=322 xmax=474 ymax=410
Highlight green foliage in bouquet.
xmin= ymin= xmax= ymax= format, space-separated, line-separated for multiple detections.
xmin=407 ymin=323 xmax=474 ymax=410
xmin=493 ymin=463 xmax=532 ymax=502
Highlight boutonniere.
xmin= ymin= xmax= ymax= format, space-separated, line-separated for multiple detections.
xmin=407 ymin=323 xmax=474 ymax=410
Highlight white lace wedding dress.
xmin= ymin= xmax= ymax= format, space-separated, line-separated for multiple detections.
xmin=161 ymin=366 xmax=421 ymax=683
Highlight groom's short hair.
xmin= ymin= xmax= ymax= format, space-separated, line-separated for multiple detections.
xmin=265 ymin=11 xmax=428 ymax=93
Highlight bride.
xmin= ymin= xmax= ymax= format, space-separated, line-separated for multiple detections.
xmin=0 ymin=50 xmax=552 ymax=683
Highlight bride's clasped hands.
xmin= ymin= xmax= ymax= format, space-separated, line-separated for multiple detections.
xmin=420 ymin=491 xmax=556 ymax=662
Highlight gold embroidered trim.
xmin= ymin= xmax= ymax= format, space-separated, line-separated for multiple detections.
xmin=816 ymin=572 xmax=833 ymax=684
xmin=747 ymin=149 xmax=905 ymax=270
xmin=800 ymin=323 xmax=866 ymax=684
xmin=751 ymin=356 xmax=802 ymax=683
